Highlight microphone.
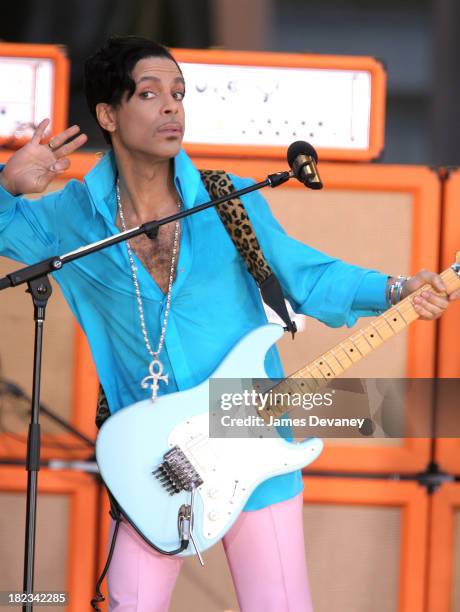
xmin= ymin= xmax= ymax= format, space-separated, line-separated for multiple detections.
xmin=287 ymin=141 xmax=323 ymax=190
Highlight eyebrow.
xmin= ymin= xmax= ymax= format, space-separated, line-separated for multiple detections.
xmin=136 ymin=75 xmax=185 ymax=86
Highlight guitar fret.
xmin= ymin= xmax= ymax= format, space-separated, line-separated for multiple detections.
xmin=373 ymin=317 xmax=394 ymax=340
xmin=363 ymin=324 xmax=383 ymax=348
xmin=296 ymin=378 xmax=318 ymax=392
xmin=306 ymin=378 xmax=321 ymax=390
xmin=395 ymin=304 xmax=409 ymax=325
xmin=383 ymin=311 xmax=406 ymax=333
xmin=350 ymin=338 xmax=364 ymax=357
xmin=323 ymin=353 xmax=344 ymax=375
xmin=292 ymin=369 xmax=322 ymax=391
xmin=369 ymin=321 xmax=385 ymax=342
xmin=360 ymin=330 xmax=375 ymax=350
xmin=299 ymin=368 xmax=322 ymax=388
xmin=331 ymin=347 xmax=354 ymax=368
xmin=339 ymin=340 xmax=361 ymax=363
xmin=293 ymin=379 xmax=306 ymax=394
xmin=272 ymin=380 xmax=289 ymax=398
xmin=309 ymin=365 xmax=327 ymax=379
xmin=399 ymin=302 xmax=418 ymax=324
xmin=350 ymin=332 xmax=372 ymax=356
xmin=291 ymin=368 xmax=307 ymax=380
xmin=312 ymin=359 xmax=335 ymax=379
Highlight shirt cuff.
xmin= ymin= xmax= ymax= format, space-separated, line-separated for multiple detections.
xmin=0 ymin=165 xmax=20 ymax=211
xmin=352 ymin=271 xmax=389 ymax=312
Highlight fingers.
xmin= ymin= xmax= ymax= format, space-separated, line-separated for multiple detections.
xmin=419 ymin=290 xmax=448 ymax=309
xmin=31 ymin=121 xmax=88 ymax=160
xmin=53 ymin=132 xmax=88 ymax=159
xmin=413 ymin=291 xmax=448 ymax=319
xmin=430 ymin=273 xmax=447 ymax=294
xmin=48 ymin=124 xmax=83 ymax=152
xmin=409 ymin=270 xmax=458 ymax=318
xmin=418 ymin=270 xmax=447 ymax=294
xmin=413 ymin=300 xmax=436 ymax=319
xmin=31 ymin=118 xmax=50 ymax=144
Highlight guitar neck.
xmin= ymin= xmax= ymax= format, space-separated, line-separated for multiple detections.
xmin=261 ymin=266 xmax=460 ymax=420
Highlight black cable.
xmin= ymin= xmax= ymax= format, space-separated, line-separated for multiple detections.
xmin=90 ymin=500 xmax=190 ymax=610
xmin=106 ymin=489 xmax=191 ymax=557
xmin=90 ymin=516 xmax=121 ymax=611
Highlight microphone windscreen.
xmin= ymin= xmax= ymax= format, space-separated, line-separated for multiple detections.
xmin=287 ymin=141 xmax=318 ymax=166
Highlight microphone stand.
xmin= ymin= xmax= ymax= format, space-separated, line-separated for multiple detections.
xmin=0 ymin=168 xmax=293 ymax=611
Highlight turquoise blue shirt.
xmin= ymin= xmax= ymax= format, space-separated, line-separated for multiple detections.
xmin=0 ymin=149 xmax=388 ymax=510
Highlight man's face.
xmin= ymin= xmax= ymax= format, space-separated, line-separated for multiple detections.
xmin=108 ymin=56 xmax=185 ymax=159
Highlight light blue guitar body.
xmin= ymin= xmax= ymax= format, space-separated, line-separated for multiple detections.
xmin=96 ymin=324 xmax=323 ymax=557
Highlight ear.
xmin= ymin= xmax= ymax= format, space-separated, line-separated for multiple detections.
xmin=96 ymin=103 xmax=117 ymax=135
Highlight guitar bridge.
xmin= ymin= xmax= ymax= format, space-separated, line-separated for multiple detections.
xmin=153 ymin=445 xmax=203 ymax=495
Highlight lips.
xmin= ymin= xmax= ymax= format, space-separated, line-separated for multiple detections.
xmin=157 ymin=123 xmax=183 ymax=135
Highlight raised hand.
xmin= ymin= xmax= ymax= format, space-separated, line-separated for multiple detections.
xmin=0 ymin=118 xmax=87 ymax=195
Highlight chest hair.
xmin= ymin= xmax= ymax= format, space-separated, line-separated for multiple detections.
xmin=127 ymin=222 xmax=180 ymax=294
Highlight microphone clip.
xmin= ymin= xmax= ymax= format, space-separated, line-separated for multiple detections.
xmin=267 ymin=171 xmax=291 ymax=188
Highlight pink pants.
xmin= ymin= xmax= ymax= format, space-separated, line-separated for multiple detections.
xmin=107 ymin=492 xmax=313 ymax=612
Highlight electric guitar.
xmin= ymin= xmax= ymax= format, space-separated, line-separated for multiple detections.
xmin=96 ymin=254 xmax=460 ymax=560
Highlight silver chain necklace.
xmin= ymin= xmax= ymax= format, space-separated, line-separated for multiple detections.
xmin=116 ymin=179 xmax=181 ymax=401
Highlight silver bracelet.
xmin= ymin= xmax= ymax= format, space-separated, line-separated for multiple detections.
xmin=386 ymin=275 xmax=410 ymax=307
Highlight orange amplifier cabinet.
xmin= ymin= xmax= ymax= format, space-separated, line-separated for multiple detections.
xmin=434 ymin=169 xmax=460 ymax=474
xmin=172 ymin=48 xmax=386 ymax=162
xmin=427 ymin=483 xmax=460 ymax=612
xmin=302 ymin=477 xmax=428 ymax=612
xmin=0 ymin=467 xmax=98 ymax=611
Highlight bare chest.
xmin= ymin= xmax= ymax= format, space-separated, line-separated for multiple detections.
xmin=127 ymin=223 xmax=180 ymax=293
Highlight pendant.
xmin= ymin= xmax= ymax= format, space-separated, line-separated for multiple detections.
xmin=141 ymin=358 xmax=169 ymax=402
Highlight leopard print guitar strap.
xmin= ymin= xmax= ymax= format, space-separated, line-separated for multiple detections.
xmin=200 ymin=169 xmax=296 ymax=336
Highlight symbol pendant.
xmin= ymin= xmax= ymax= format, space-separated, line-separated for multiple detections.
xmin=141 ymin=358 xmax=169 ymax=402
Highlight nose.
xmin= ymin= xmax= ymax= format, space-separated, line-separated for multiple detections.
xmin=161 ymin=93 xmax=180 ymax=115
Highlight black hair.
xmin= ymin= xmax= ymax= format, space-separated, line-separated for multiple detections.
xmin=84 ymin=35 xmax=182 ymax=145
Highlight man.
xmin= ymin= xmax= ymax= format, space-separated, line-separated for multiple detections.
xmin=0 ymin=36 xmax=458 ymax=611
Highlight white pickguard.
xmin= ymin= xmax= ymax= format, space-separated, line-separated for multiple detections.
xmin=168 ymin=412 xmax=321 ymax=539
